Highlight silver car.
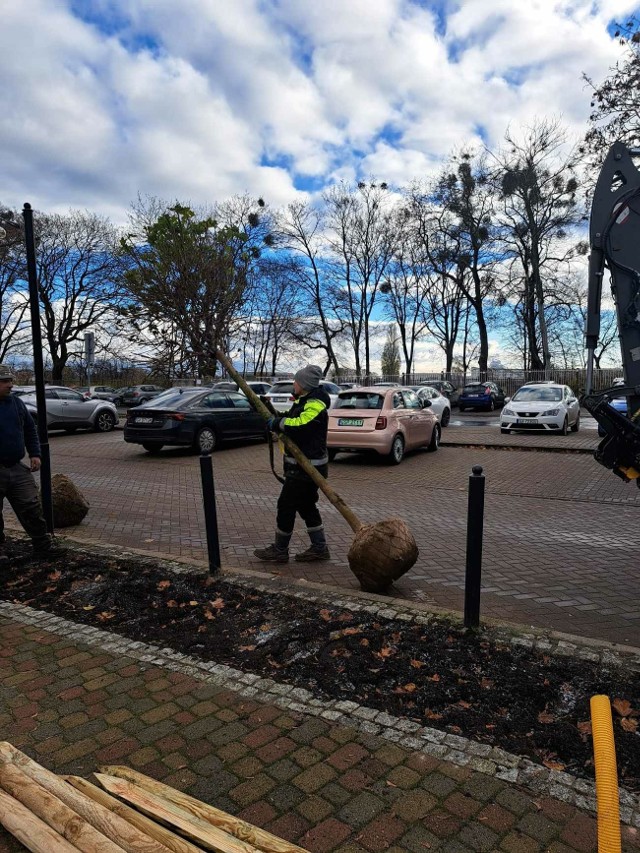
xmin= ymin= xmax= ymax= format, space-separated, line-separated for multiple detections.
xmin=16 ymin=386 xmax=119 ymax=433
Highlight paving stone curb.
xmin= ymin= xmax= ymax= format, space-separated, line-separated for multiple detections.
xmin=2 ymin=594 xmax=638 ymax=828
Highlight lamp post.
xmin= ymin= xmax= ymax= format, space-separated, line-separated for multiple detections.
xmin=0 ymin=206 xmax=54 ymax=533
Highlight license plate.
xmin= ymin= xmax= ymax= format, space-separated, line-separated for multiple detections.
xmin=517 ymin=418 xmax=538 ymax=424
xmin=135 ymin=417 xmax=154 ymax=424
xmin=338 ymin=418 xmax=364 ymax=426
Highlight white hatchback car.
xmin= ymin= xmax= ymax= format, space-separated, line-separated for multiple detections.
xmin=414 ymin=385 xmax=451 ymax=427
xmin=500 ymin=383 xmax=580 ymax=435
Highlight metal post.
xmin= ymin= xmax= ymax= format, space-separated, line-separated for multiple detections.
xmin=464 ymin=465 xmax=485 ymax=629
xmin=199 ymin=453 xmax=221 ymax=574
xmin=22 ymin=203 xmax=54 ymax=534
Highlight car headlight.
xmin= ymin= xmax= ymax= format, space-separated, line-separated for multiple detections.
xmin=503 ymin=408 xmax=516 ymax=417
xmin=541 ymin=408 xmax=560 ymax=416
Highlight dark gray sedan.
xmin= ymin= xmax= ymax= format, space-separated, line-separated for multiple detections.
xmin=123 ymin=388 xmax=267 ymax=454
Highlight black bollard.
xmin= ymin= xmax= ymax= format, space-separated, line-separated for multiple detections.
xmin=199 ymin=452 xmax=221 ymax=574
xmin=464 ymin=465 xmax=485 ymax=628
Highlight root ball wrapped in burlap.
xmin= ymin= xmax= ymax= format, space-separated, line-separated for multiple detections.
xmin=348 ymin=518 xmax=418 ymax=593
xmin=51 ymin=474 xmax=89 ymax=527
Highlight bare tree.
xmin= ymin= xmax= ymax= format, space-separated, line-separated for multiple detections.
xmin=32 ymin=209 xmax=126 ymax=381
xmin=0 ymin=207 xmax=29 ymax=362
xmin=495 ymin=120 xmax=583 ymax=370
xmin=274 ymin=202 xmax=349 ymax=375
xmin=323 ymin=182 xmax=396 ymax=377
xmin=430 ymin=152 xmax=499 ymax=374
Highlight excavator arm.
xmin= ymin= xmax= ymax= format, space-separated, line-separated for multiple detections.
xmin=583 ymin=141 xmax=640 ymax=486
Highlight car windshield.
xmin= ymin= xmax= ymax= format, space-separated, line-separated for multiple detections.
xmin=335 ymin=393 xmax=383 ymax=410
xmin=512 ymin=387 xmax=563 ymax=402
xmin=138 ymin=389 xmax=203 ymax=409
xmin=270 ymin=383 xmax=294 ymax=394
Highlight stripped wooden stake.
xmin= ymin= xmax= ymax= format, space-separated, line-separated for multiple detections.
xmin=0 ymin=760 xmax=124 ymax=853
xmin=96 ymin=773 xmax=264 ymax=853
xmin=65 ymin=776 xmax=203 ymax=853
xmin=0 ymin=787 xmax=79 ymax=853
xmin=0 ymin=743 xmax=173 ymax=853
xmin=100 ymin=766 xmax=309 ymax=853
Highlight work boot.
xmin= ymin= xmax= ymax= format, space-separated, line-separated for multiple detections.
xmin=253 ymin=544 xmax=289 ymax=563
xmin=32 ymin=537 xmax=67 ymax=560
xmin=294 ymin=546 xmax=331 ymax=562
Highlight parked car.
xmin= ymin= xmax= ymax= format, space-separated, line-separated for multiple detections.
xmin=18 ymin=386 xmax=118 ymax=433
xmin=328 ymin=387 xmax=440 ymax=465
xmin=212 ymin=380 xmax=273 ymax=396
xmin=116 ymin=384 xmax=165 ymax=407
xmin=264 ymin=379 xmax=341 ymax=413
xmin=418 ymin=380 xmax=460 ymax=407
xmin=458 ymin=381 xmax=506 ymax=411
xmin=338 ymin=382 xmax=360 ymax=390
xmin=77 ymin=385 xmax=119 ymax=402
xmin=500 ymin=383 xmax=580 ymax=435
xmin=414 ymin=385 xmax=451 ymax=427
xmin=123 ymin=387 xmax=267 ymax=454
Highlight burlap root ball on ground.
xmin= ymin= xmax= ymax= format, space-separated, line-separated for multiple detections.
xmin=51 ymin=474 xmax=89 ymax=527
xmin=347 ymin=517 xmax=419 ymax=592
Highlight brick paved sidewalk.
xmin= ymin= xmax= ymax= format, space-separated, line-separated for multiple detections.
xmin=1 ymin=603 xmax=639 ymax=852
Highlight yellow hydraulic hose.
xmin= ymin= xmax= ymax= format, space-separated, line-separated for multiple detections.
xmin=590 ymin=695 xmax=621 ymax=853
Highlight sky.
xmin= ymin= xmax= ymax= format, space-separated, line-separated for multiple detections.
xmin=2 ymin=0 xmax=639 ymax=224
xmin=1 ymin=0 xmax=638 ymax=371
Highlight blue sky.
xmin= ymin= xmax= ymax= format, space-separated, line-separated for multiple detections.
xmin=1 ymin=0 xmax=639 ymax=225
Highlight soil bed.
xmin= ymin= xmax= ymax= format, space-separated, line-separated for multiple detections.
xmin=2 ymin=538 xmax=639 ymax=792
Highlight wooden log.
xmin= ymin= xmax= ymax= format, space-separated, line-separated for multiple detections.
xmin=0 ymin=787 xmax=79 ymax=853
xmin=65 ymin=777 xmax=203 ymax=853
xmin=95 ymin=773 xmax=266 ymax=853
xmin=0 ymin=760 xmax=124 ymax=853
xmin=0 ymin=743 xmax=173 ymax=853
xmin=100 ymin=766 xmax=309 ymax=853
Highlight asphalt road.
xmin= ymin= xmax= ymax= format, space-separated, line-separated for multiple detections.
xmin=5 ymin=408 xmax=639 ymax=648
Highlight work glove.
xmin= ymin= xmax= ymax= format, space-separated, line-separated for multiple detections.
xmin=267 ymin=416 xmax=283 ymax=433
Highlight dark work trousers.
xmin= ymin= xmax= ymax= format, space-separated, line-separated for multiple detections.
xmin=276 ymin=465 xmax=327 ymax=535
xmin=0 ymin=462 xmax=49 ymax=547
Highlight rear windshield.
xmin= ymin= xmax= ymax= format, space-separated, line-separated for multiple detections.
xmin=270 ymin=382 xmax=294 ymax=394
xmin=462 ymin=384 xmax=487 ymax=394
xmin=138 ymin=389 xmax=204 ymax=409
xmin=335 ymin=393 xmax=384 ymax=410
xmin=512 ymin=387 xmax=562 ymax=402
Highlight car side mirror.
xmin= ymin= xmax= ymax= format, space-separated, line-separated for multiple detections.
xmin=421 ymin=399 xmax=432 ymax=407
xmin=567 ymin=397 xmax=577 ymax=404
xmin=504 ymin=396 xmax=511 ymax=404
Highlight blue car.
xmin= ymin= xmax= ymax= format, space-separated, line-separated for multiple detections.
xmin=458 ymin=381 xmax=506 ymax=412
xmin=598 ymin=396 xmax=628 ymax=437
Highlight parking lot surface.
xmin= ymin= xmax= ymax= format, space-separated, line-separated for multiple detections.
xmin=5 ymin=411 xmax=639 ymax=649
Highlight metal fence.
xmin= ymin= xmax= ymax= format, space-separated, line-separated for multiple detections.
xmin=336 ymin=367 xmax=624 ymax=398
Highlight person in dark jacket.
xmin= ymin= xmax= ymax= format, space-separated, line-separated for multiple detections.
xmin=254 ymin=364 xmax=331 ymax=563
xmin=0 ymin=364 xmax=59 ymax=556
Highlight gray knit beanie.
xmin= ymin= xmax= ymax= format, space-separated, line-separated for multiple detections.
xmin=0 ymin=363 xmax=15 ymax=381
xmin=294 ymin=364 xmax=323 ymax=391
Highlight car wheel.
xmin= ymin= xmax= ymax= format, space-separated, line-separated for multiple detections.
xmin=387 ymin=434 xmax=405 ymax=465
xmin=94 ymin=411 xmax=116 ymax=432
xmin=459 ymin=406 xmax=466 ymax=412
xmin=194 ymin=426 xmax=217 ymax=454
xmin=441 ymin=408 xmax=451 ymax=427
xmin=560 ymin=416 xmax=568 ymax=436
xmin=426 ymin=423 xmax=441 ymax=452
xmin=570 ymin=415 xmax=580 ymax=433
xmin=328 ymin=449 xmax=337 ymax=462
xmin=501 ymin=428 xmax=510 ymax=434
xmin=142 ymin=443 xmax=164 ymax=453
xmin=488 ymin=399 xmax=495 ymax=411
